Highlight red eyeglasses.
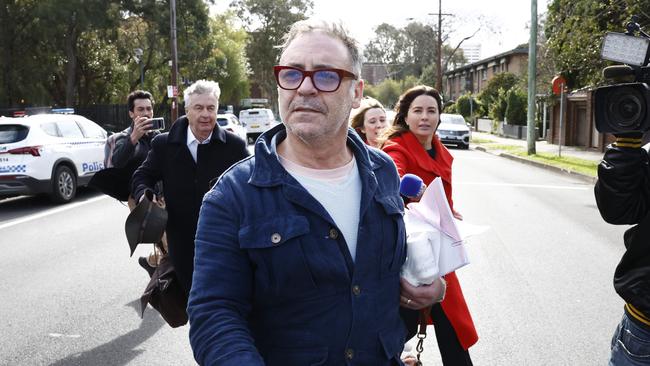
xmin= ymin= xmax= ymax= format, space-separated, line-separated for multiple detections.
xmin=273 ymin=65 xmax=358 ymax=92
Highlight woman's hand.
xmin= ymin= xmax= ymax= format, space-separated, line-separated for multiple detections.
xmin=453 ymin=209 xmax=463 ymax=220
xmin=399 ymin=277 xmax=446 ymax=310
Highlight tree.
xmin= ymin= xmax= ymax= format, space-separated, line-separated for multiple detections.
xmin=364 ymin=21 xmax=462 ymax=81
xmin=505 ymin=88 xmax=527 ymax=125
xmin=455 ymin=93 xmax=480 ymax=121
xmin=32 ymin=0 xmax=121 ymax=106
xmin=0 ymin=0 xmax=252 ymax=114
xmin=231 ymin=0 xmax=313 ymax=108
xmin=544 ymin=0 xmax=650 ymax=89
xmin=489 ymin=88 xmax=508 ymax=122
xmin=478 ymin=72 xmax=519 ymax=117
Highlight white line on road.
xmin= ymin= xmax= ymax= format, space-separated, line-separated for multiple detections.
xmin=457 ymin=182 xmax=590 ymax=190
xmin=0 ymin=195 xmax=109 ymax=230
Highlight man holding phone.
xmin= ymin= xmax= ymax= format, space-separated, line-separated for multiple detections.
xmin=102 ymin=90 xmax=163 ymax=275
xmin=109 ymin=90 xmax=161 ymax=170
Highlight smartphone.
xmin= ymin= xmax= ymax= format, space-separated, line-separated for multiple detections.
xmin=148 ymin=117 xmax=165 ymax=131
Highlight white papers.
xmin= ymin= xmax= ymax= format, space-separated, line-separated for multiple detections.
xmin=401 ymin=177 xmax=489 ymax=286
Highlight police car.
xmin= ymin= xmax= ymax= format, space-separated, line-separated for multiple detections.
xmin=0 ymin=113 xmax=107 ymax=203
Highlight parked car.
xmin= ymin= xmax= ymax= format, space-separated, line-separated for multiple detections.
xmin=217 ymin=113 xmax=247 ymax=142
xmin=0 ymin=114 xmax=107 ymax=203
xmin=437 ymin=113 xmax=471 ymax=149
xmin=239 ymin=108 xmax=276 ymax=142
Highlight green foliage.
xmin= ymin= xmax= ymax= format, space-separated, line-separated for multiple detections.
xmin=418 ymin=64 xmax=437 ymax=90
xmin=455 ymin=93 xmax=480 ymax=121
xmin=505 ymin=88 xmax=527 ymax=126
xmin=478 ymin=72 xmax=519 ymax=118
xmin=367 ymin=76 xmax=420 ymax=109
xmin=444 ymin=103 xmax=458 ymax=114
xmin=488 ymin=88 xmax=508 ymax=122
xmin=0 ymin=0 xmax=251 ymax=111
xmin=544 ymin=0 xmax=650 ymax=89
xmin=365 ymin=21 xmax=467 ymax=83
xmin=373 ymin=79 xmax=402 ymax=110
xmin=231 ymin=0 xmax=313 ymax=107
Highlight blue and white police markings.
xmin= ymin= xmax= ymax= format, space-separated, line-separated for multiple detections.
xmin=0 ymin=164 xmax=27 ymax=173
xmin=82 ymin=161 xmax=104 ymax=173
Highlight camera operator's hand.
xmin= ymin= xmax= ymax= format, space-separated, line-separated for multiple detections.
xmin=130 ymin=116 xmax=153 ymax=145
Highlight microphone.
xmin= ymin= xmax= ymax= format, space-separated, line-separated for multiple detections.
xmin=603 ymin=65 xmax=636 ymax=82
xmin=400 ymin=173 xmax=425 ymax=199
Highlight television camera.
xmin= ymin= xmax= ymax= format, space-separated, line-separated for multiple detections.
xmin=595 ymin=16 xmax=650 ymax=133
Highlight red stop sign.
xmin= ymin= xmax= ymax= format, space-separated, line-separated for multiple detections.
xmin=552 ymin=75 xmax=567 ymax=95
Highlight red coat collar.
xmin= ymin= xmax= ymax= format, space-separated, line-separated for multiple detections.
xmin=391 ymin=131 xmax=454 ymax=184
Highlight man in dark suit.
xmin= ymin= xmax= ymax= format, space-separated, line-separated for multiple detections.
xmin=131 ymin=79 xmax=250 ymax=294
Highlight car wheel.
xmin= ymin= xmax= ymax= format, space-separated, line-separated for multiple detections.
xmin=462 ymin=143 xmax=470 ymax=150
xmin=51 ymin=166 xmax=76 ymax=203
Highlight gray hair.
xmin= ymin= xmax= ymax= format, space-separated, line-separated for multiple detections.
xmin=278 ymin=18 xmax=362 ymax=76
xmin=183 ymin=79 xmax=221 ymax=106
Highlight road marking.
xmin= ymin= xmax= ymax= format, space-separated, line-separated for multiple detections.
xmin=0 ymin=195 xmax=108 ymax=230
xmin=48 ymin=333 xmax=81 ymax=338
xmin=457 ymin=182 xmax=590 ymax=190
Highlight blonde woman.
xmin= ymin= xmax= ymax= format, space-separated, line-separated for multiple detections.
xmin=350 ymin=96 xmax=389 ymax=148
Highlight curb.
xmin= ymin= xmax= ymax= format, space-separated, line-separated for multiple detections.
xmin=473 ymin=145 xmax=597 ymax=184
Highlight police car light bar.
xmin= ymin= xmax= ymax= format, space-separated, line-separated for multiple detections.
xmin=52 ymin=108 xmax=75 ymax=114
xmin=601 ymin=32 xmax=650 ymax=66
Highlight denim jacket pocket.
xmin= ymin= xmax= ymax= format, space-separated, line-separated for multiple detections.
xmin=239 ymin=215 xmax=317 ymax=297
xmin=376 ymin=196 xmax=407 ymax=275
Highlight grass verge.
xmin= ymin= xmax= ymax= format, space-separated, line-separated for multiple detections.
xmin=510 ymin=151 xmax=598 ymax=177
xmin=474 ymin=142 xmax=598 ymax=177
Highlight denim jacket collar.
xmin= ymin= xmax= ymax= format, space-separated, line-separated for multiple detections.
xmin=249 ymin=124 xmax=380 ymax=188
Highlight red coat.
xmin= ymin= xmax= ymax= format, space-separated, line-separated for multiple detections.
xmin=383 ymin=131 xmax=478 ymax=350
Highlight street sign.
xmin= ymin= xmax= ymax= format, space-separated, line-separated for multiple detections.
xmin=551 ymin=75 xmax=567 ymax=96
xmin=167 ymin=85 xmax=178 ymax=98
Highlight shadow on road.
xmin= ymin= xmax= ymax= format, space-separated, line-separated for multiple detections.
xmin=50 ymin=299 xmax=167 ymax=366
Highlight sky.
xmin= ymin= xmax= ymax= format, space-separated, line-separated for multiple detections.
xmin=213 ymin=0 xmax=551 ymax=60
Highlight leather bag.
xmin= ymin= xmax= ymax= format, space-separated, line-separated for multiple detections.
xmin=140 ymin=255 xmax=188 ymax=328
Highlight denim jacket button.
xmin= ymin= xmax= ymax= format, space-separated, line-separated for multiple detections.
xmin=271 ymin=233 xmax=282 ymax=244
xmin=328 ymin=228 xmax=339 ymax=240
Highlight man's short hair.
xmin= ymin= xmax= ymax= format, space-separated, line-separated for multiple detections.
xmin=127 ymin=90 xmax=154 ymax=112
xmin=183 ymin=80 xmax=221 ymax=107
xmin=278 ymin=18 xmax=362 ymax=76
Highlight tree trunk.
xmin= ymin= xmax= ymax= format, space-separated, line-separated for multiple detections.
xmin=64 ymin=15 xmax=78 ymax=107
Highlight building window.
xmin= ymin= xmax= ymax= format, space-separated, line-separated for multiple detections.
xmin=482 ymin=69 xmax=487 ymax=80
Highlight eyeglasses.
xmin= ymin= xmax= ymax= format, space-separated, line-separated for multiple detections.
xmin=273 ymin=66 xmax=358 ymax=92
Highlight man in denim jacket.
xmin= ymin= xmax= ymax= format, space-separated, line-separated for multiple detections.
xmin=188 ymin=19 xmax=442 ymax=365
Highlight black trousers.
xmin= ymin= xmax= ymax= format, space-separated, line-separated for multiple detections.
xmin=401 ymin=303 xmax=473 ymax=366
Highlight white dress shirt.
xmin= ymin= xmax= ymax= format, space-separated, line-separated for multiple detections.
xmin=186 ymin=126 xmax=212 ymax=162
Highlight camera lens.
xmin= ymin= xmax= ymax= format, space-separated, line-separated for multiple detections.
xmin=608 ymin=86 xmax=643 ymax=129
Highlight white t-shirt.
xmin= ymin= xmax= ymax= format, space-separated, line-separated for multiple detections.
xmin=278 ymin=154 xmax=362 ymax=262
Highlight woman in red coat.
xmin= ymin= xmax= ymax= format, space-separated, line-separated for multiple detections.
xmin=382 ymin=85 xmax=478 ymax=365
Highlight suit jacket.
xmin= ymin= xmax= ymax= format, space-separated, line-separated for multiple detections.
xmin=188 ymin=125 xmax=407 ymax=365
xmin=132 ymin=116 xmax=250 ymax=293
xmin=383 ymin=130 xmax=478 ymax=350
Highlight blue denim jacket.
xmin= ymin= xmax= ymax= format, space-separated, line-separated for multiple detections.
xmin=189 ymin=125 xmax=407 ymax=365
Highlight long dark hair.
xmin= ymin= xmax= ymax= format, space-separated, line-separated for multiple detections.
xmin=379 ymin=85 xmax=442 ymax=146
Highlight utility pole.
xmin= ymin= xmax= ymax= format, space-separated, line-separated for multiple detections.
xmin=437 ymin=0 xmax=443 ymax=91
xmin=526 ymin=0 xmax=537 ymax=155
xmin=428 ymin=2 xmax=452 ymax=93
xmin=170 ymin=0 xmax=179 ymax=122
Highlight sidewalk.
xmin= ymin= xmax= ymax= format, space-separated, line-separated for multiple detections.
xmin=470 ymin=131 xmax=603 ymax=183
